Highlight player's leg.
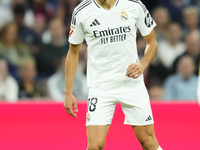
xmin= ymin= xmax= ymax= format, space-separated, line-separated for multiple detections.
xmin=86 ymin=93 xmax=116 ymax=150
xmin=87 ymin=125 xmax=110 ymax=150
xmin=133 ymin=124 xmax=159 ymax=150
xmin=119 ymin=84 xmax=162 ymax=150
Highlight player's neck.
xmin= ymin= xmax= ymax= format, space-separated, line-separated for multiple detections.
xmin=96 ymin=0 xmax=116 ymax=10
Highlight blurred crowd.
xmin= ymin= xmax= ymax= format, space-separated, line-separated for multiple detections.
xmin=0 ymin=0 xmax=199 ymax=102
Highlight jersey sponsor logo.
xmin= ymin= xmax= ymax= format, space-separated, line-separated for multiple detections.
xmin=120 ymin=11 xmax=128 ymax=21
xmin=144 ymin=13 xmax=153 ymax=28
xmin=92 ymin=26 xmax=131 ymax=44
xmin=90 ymin=19 xmax=101 ymax=27
xmin=93 ymin=26 xmax=131 ymax=38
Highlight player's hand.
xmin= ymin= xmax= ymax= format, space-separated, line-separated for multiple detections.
xmin=126 ymin=63 xmax=145 ymax=79
xmin=64 ymin=94 xmax=78 ymax=117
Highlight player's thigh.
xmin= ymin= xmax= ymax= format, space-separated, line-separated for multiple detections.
xmin=86 ymin=93 xmax=116 ymax=126
xmin=87 ymin=125 xmax=110 ymax=148
xmin=119 ymin=85 xmax=154 ymax=126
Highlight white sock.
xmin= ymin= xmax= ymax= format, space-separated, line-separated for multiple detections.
xmin=157 ymin=146 xmax=163 ymax=150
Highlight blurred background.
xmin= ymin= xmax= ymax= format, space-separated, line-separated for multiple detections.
xmin=0 ymin=0 xmax=199 ymax=102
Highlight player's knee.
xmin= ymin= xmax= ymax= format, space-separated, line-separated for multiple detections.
xmin=87 ymin=143 xmax=105 ymax=150
xmin=138 ymin=134 xmax=157 ymax=149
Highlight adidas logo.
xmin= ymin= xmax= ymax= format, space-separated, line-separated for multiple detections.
xmin=146 ymin=115 xmax=152 ymax=121
xmin=90 ymin=19 xmax=101 ymax=27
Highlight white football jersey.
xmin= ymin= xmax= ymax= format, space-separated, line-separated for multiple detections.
xmin=69 ymin=0 xmax=156 ymax=94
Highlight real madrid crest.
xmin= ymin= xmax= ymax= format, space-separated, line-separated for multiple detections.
xmin=87 ymin=113 xmax=91 ymax=122
xmin=121 ymin=11 xmax=128 ymax=21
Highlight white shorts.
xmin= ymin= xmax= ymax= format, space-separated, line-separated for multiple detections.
xmin=86 ymin=84 xmax=154 ymax=126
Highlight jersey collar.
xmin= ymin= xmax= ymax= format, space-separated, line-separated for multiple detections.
xmin=93 ymin=0 xmax=120 ymax=10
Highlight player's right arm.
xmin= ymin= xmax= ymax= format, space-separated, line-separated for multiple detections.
xmin=64 ymin=3 xmax=85 ymax=117
xmin=64 ymin=43 xmax=82 ymax=117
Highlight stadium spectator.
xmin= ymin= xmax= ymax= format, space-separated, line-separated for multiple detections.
xmin=18 ymin=58 xmax=43 ymax=99
xmin=157 ymin=23 xmax=185 ymax=69
xmin=11 ymin=0 xmax=35 ymax=28
xmin=148 ymin=23 xmax=185 ymax=83
xmin=56 ymin=0 xmax=80 ymax=30
xmin=36 ymin=18 xmax=69 ymax=77
xmin=182 ymin=6 xmax=200 ymax=38
xmin=47 ymin=56 xmax=66 ymax=101
xmin=0 ymin=23 xmax=33 ymax=71
xmin=163 ymin=55 xmax=198 ymax=101
xmin=28 ymin=0 xmax=54 ymax=22
xmin=147 ymin=75 xmax=164 ymax=100
xmin=148 ymin=7 xmax=171 ymax=84
xmin=0 ymin=0 xmax=35 ymax=29
xmin=13 ymin=3 xmax=41 ymax=55
xmin=148 ymin=84 xmax=164 ymax=101
xmin=194 ymin=0 xmax=200 ymax=7
xmin=152 ymin=7 xmax=171 ymax=43
xmin=0 ymin=0 xmax=13 ymax=30
xmin=28 ymin=0 xmax=55 ymax=35
xmin=33 ymin=13 xmax=46 ymax=35
xmin=173 ymin=31 xmax=200 ymax=75
xmin=159 ymin=0 xmax=196 ymax=26
xmin=48 ymin=56 xmax=88 ymax=101
xmin=0 ymin=58 xmax=19 ymax=102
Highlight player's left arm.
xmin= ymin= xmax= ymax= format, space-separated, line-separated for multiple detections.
xmin=126 ymin=29 xmax=158 ymax=78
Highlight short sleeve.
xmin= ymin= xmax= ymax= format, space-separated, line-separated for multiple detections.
xmin=136 ymin=4 xmax=156 ymax=36
xmin=68 ymin=11 xmax=85 ymax=45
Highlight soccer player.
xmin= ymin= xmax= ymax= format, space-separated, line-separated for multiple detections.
xmin=64 ymin=0 xmax=162 ymax=150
